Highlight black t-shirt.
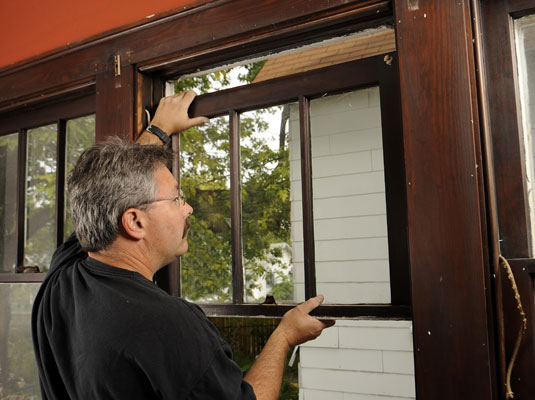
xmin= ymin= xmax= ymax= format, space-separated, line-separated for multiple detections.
xmin=31 ymin=234 xmax=256 ymax=399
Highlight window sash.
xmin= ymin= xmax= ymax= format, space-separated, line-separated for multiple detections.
xmin=0 ymin=93 xmax=95 ymax=282
xmin=173 ymin=54 xmax=410 ymax=316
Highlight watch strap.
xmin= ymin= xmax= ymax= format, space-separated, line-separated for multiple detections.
xmin=146 ymin=124 xmax=171 ymax=145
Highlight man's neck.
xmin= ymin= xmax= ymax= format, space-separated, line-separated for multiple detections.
xmin=88 ymin=244 xmax=156 ymax=281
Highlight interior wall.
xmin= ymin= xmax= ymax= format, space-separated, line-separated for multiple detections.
xmin=0 ymin=0 xmax=200 ymax=68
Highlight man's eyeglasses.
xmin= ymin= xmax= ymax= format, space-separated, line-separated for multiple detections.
xmin=138 ymin=189 xmax=186 ymax=208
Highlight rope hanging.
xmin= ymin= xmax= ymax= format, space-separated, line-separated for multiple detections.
xmin=498 ymin=255 xmax=528 ymax=399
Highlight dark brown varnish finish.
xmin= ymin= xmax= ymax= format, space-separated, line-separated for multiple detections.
xmin=95 ymin=66 xmax=134 ymax=142
xmin=394 ymin=0 xmax=497 ymax=398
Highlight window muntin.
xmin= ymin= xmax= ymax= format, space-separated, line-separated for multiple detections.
xmin=0 ymin=133 xmax=18 ymax=273
xmin=514 ymin=14 xmax=535 ymax=254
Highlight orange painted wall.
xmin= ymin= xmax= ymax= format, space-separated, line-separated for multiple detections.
xmin=0 ymin=0 xmax=198 ymax=69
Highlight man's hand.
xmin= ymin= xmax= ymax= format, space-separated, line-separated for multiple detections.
xmin=244 ymin=295 xmax=335 ymax=400
xmin=137 ymin=90 xmax=209 ymax=145
xmin=275 ymin=295 xmax=335 ymax=348
xmin=150 ymin=90 xmax=209 ymax=134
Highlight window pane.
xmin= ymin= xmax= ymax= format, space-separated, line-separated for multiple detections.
xmin=0 ymin=133 xmax=18 ymax=273
xmin=0 ymin=283 xmax=41 ymax=399
xmin=25 ymin=124 xmax=57 ymax=271
xmin=241 ymin=105 xmax=302 ymax=304
xmin=515 ymin=14 xmax=535 ymax=252
xmin=64 ymin=115 xmax=96 ymax=240
xmin=306 ymin=87 xmax=390 ymax=304
xmin=180 ymin=116 xmax=233 ymax=302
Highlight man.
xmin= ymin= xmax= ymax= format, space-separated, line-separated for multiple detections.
xmin=32 ymin=90 xmax=334 ymax=399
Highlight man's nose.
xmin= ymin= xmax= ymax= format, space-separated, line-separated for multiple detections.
xmin=185 ymin=201 xmax=193 ymax=215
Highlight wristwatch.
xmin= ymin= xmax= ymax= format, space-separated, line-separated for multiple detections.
xmin=146 ymin=124 xmax=171 ymax=145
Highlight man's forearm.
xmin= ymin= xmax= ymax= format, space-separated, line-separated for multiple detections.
xmin=244 ymin=330 xmax=291 ymax=400
xmin=136 ymin=130 xmax=165 ymax=146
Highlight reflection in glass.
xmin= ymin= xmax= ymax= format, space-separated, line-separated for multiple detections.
xmin=0 ymin=133 xmax=18 ymax=273
xmin=241 ymin=105 xmax=299 ymax=304
xmin=25 ymin=125 xmax=57 ymax=272
xmin=64 ymin=115 xmax=96 ymax=240
xmin=0 ymin=283 xmax=41 ymax=399
xmin=515 ymin=15 xmax=535 ymax=251
xmin=180 ymin=116 xmax=233 ymax=302
xmin=306 ymin=88 xmax=390 ymax=304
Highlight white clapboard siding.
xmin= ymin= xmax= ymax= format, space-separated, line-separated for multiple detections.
xmin=288 ymin=87 xmax=415 ymax=399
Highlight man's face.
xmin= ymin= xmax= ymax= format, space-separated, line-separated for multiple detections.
xmin=145 ymin=165 xmax=193 ymax=266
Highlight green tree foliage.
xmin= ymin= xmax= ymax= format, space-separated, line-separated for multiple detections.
xmin=176 ymin=62 xmax=293 ymax=302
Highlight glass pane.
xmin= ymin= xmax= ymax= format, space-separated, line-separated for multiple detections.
xmin=0 ymin=133 xmax=18 ymax=273
xmin=240 ymin=104 xmax=302 ymax=304
xmin=515 ymin=14 xmax=535 ymax=252
xmin=25 ymin=124 xmax=57 ymax=272
xmin=306 ymin=87 xmax=390 ymax=304
xmin=0 ymin=283 xmax=41 ymax=399
xmin=167 ymin=26 xmax=395 ymax=95
xmin=64 ymin=115 xmax=96 ymax=240
xmin=180 ymin=116 xmax=233 ymax=302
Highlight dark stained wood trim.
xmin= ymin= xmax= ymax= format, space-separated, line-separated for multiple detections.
xmin=394 ymin=0 xmax=497 ymax=397
xmin=230 ymin=110 xmax=244 ymax=304
xmin=299 ymin=96 xmax=317 ymax=300
xmin=0 ymin=0 xmax=392 ymax=106
xmin=378 ymin=54 xmax=410 ymax=306
xmin=56 ymin=120 xmax=67 ymax=248
xmin=188 ymin=56 xmax=386 ymax=118
xmin=471 ymin=0 xmax=507 ymax=393
xmin=0 ymin=273 xmax=47 ymax=283
xmin=508 ymin=258 xmax=535 ymax=274
xmin=480 ymin=0 xmax=532 ymax=258
xmin=200 ymin=303 xmax=412 ymax=319
xmin=16 ymin=129 xmax=27 ymax=271
xmin=95 ymin=65 xmax=135 ymax=142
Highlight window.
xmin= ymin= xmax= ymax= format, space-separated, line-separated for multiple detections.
xmin=0 ymin=96 xmax=96 ymax=278
xmin=515 ymin=14 xmax=535 ymax=253
xmin=158 ymin=29 xmax=409 ymax=318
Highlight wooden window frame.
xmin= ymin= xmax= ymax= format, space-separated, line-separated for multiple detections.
xmin=159 ymin=54 xmax=411 ymax=318
xmin=480 ymin=1 xmax=535 ymax=398
xmin=0 ymin=92 xmax=96 ymax=283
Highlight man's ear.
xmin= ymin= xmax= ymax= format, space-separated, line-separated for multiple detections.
xmin=121 ymin=208 xmax=147 ymax=240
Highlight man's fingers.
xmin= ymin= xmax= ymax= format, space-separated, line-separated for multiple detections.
xmin=299 ymin=295 xmax=325 ymax=314
xmin=184 ymin=116 xmax=210 ymax=130
xmin=319 ymin=319 xmax=336 ymax=328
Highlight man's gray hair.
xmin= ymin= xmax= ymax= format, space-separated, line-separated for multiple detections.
xmin=68 ymin=137 xmax=174 ymax=252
